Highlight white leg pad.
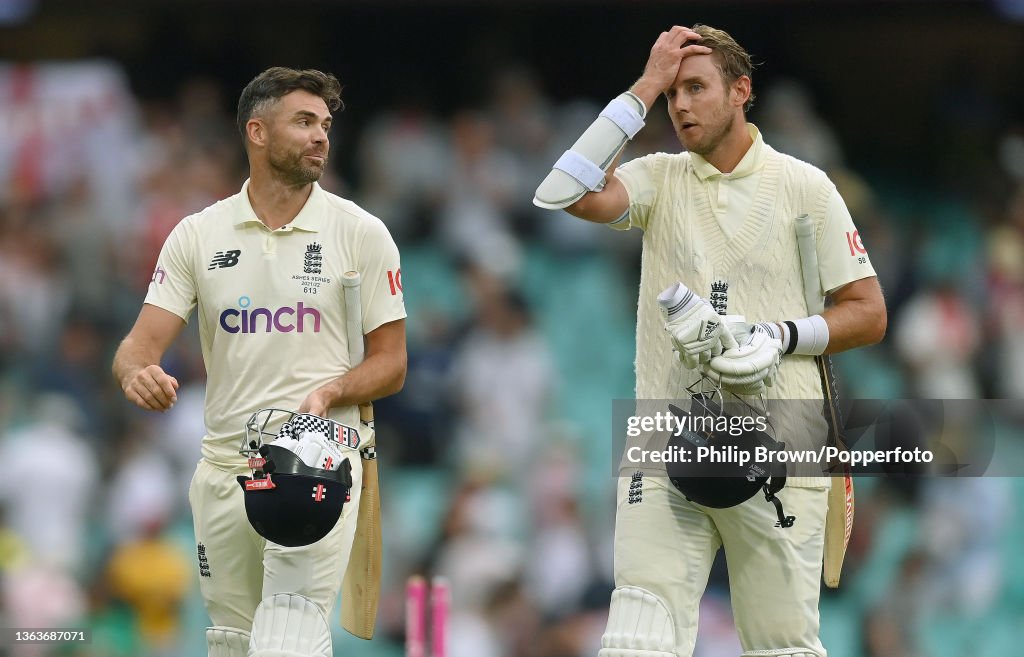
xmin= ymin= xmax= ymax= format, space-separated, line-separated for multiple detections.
xmin=248 ymin=593 xmax=332 ymax=657
xmin=598 ymin=586 xmax=677 ymax=657
xmin=741 ymin=650 xmax=823 ymax=657
xmin=206 ymin=626 xmax=250 ymax=657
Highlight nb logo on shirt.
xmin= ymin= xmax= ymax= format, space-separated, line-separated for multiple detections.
xmin=208 ymin=249 xmax=242 ymax=270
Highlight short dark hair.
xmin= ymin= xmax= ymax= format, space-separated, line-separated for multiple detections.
xmin=693 ymin=24 xmax=756 ymax=112
xmin=236 ymin=67 xmax=343 ymax=137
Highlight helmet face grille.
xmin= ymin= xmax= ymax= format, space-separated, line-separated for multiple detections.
xmin=241 ymin=408 xmax=362 ymax=459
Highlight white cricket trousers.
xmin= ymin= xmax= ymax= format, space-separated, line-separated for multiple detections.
xmin=188 ymin=457 xmax=363 ymax=631
xmin=609 ymin=474 xmax=829 ymax=657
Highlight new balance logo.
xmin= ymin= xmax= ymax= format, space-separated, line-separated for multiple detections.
xmin=208 ymin=250 xmax=241 ymax=270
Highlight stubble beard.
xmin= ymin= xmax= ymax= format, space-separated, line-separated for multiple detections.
xmin=268 ymin=145 xmax=326 ymax=186
xmin=682 ymin=116 xmax=734 ymax=158
xmin=678 ymin=97 xmax=735 ymax=157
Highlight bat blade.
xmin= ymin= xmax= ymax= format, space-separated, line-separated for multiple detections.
xmin=340 ymin=271 xmax=384 ymax=638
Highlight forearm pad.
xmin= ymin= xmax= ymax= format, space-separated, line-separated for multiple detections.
xmin=533 ymin=91 xmax=646 ymax=210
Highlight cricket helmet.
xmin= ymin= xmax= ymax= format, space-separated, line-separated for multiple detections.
xmin=237 ymin=408 xmax=357 ymax=547
xmin=665 ymin=382 xmax=795 ymax=527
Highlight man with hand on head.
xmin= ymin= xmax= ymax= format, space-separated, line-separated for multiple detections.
xmin=113 ymin=67 xmax=407 ymax=657
xmin=534 ymin=24 xmax=886 ymax=657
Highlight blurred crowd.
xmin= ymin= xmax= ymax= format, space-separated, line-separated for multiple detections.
xmin=0 ymin=56 xmax=1021 ymax=657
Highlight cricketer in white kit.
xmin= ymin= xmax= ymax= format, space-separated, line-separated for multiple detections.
xmin=534 ymin=24 xmax=886 ymax=657
xmin=113 ymin=67 xmax=407 ymax=657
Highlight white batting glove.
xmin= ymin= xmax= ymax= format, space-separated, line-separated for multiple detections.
xmin=701 ymin=325 xmax=782 ymax=395
xmin=271 ymin=431 xmax=346 ymax=471
xmin=658 ymin=282 xmax=739 ymax=370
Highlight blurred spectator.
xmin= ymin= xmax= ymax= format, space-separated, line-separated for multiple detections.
xmin=437 ymin=110 xmax=524 ymax=268
xmin=449 ymin=281 xmax=555 ymax=477
xmin=3 ymin=563 xmax=87 ymax=657
xmin=0 ymin=394 xmax=98 ymax=573
xmin=917 ymin=478 xmax=1012 ymax=617
xmin=894 ymin=281 xmax=982 ymax=398
xmin=31 ymin=314 xmax=110 ymax=437
xmin=523 ymin=444 xmax=593 ymax=619
xmin=0 ymin=216 xmax=71 ymax=362
xmin=103 ymin=428 xmax=180 ymax=545
xmin=104 ymin=522 xmax=191 ymax=656
xmin=758 ymin=79 xmax=844 ymax=171
xmin=862 ymin=550 xmax=927 ymax=657
xmin=356 ymin=99 xmax=449 ymax=241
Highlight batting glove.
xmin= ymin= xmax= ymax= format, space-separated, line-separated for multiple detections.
xmin=701 ymin=324 xmax=782 ymax=395
xmin=658 ymin=282 xmax=739 ymax=369
xmin=271 ymin=431 xmax=346 ymax=471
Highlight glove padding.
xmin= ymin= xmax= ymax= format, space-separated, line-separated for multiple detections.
xmin=701 ymin=325 xmax=782 ymax=395
xmin=271 ymin=431 xmax=346 ymax=472
xmin=663 ymin=299 xmax=739 ymax=370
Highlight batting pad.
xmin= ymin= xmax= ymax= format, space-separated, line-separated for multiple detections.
xmin=741 ymin=650 xmax=823 ymax=657
xmin=598 ymin=586 xmax=676 ymax=657
xmin=249 ymin=593 xmax=331 ymax=657
xmin=206 ymin=626 xmax=250 ymax=657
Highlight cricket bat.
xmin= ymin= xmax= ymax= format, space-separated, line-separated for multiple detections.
xmin=341 ymin=271 xmax=383 ymax=638
xmin=795 ymin=214 xmax=854 ymax=589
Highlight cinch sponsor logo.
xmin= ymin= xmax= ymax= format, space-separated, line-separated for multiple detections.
xmin=151 ymin=265 xmax=166 ymax=284
xmin=219 ymin=296 xmax=322 ymax=334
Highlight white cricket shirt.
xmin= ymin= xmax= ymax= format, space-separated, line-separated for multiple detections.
xmin=609 ymin=126 xmax=877 ymax=485
xmin=146 ymin=180 xmax=406 ymax=468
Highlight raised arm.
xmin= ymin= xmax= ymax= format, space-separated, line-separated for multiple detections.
xmin=536 ymin=26 xmax=710 ymax=224
xmin=112 ymin=304 xmax=188 ymax=411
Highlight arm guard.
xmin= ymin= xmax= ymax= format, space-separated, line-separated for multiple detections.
xmin=533 ymin=91 xmax=646 ymax=210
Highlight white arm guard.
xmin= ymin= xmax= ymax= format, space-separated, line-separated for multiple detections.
xmin=533 ymin=91 xmax=647 ymax=210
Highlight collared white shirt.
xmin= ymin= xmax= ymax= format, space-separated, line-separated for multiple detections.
xmin=146 ymin=181 xmax=406 ymax=467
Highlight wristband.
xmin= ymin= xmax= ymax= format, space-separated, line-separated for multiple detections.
xmin=756 ymin=316 xmax=829 ymax=355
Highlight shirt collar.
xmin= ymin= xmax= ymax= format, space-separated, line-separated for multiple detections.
xmin=233 ymin=179 xmax=326 ymax=232
xmin=690 ymin=123 xmax=765 ymax=182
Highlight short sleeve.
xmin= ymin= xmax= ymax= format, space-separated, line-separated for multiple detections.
xmin=144 ymin=219 xmax=198 ymax=321
xmin=612 ymin=154 xmax=661 ymax=232
xmin=817 ymin=189 xmax=877 ymax=294
xmin=357 ymin=218 xmax=407 ymax=333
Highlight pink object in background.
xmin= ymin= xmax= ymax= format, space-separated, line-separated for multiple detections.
xmin=430 ymin=577 xmax=450 ymax=657
xmin=405 ymin=576 xmax=427 ymax=657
